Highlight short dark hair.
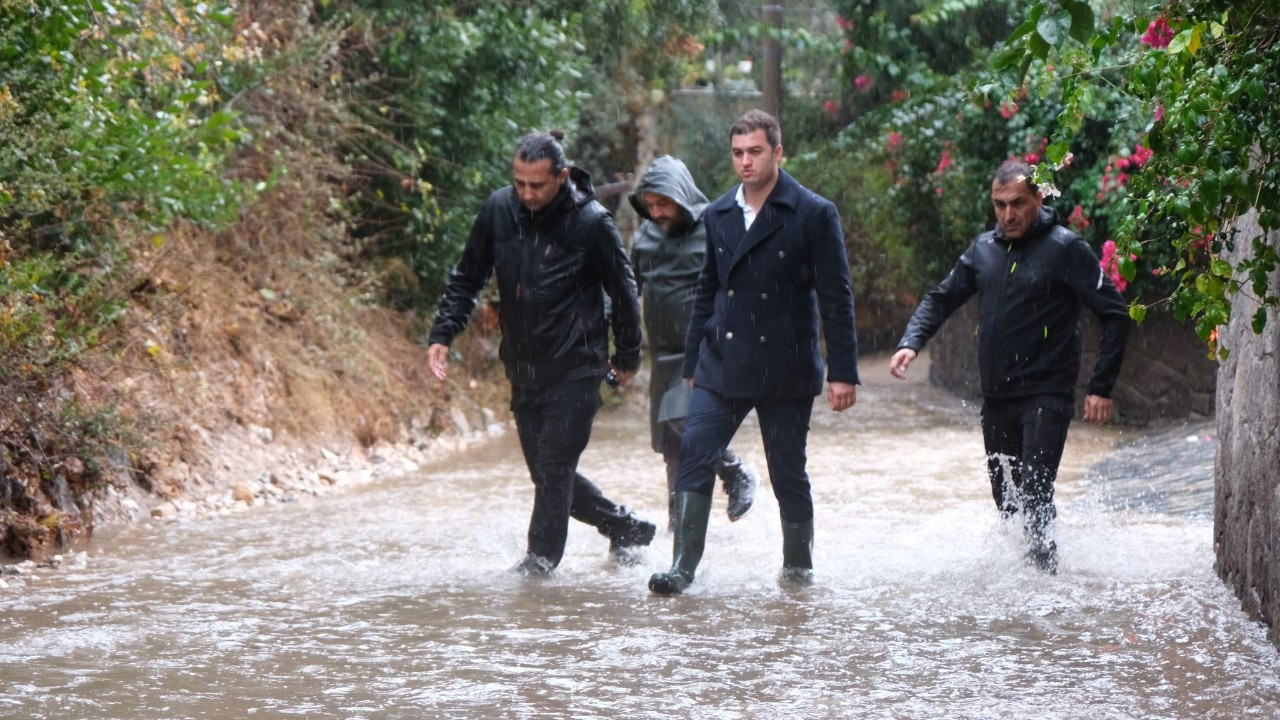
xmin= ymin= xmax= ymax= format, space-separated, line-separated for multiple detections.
xmin=993 ymin=160 xmax=1038 ymax=192
xmin=730 ymin=109 xmax=781 ymax=149
xmin=515 ymin=130 xmax=567 ymax=174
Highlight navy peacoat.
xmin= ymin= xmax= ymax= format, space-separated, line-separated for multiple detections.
xmin=682 ymin=169 xmax=859 ymax=398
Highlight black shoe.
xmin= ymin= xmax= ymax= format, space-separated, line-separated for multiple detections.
xmin=779 ymin=567 xmax=814 ymax=588
xmin=648 ymin=569 xmax=693 ymax=595
xmin=511 ymin=553 xmax=555 ymax=577
xmin=720 ymin=463 xmax=757 ymax=522
xmin=609 ymin=543 xmax=645 ymax=567
xmin=1027 ymin=541 xmax=1058 ymax=575
xmin=609 ymin=513 xmax=656 ymax=550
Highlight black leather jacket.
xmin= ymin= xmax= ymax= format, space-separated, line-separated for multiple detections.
xmin=428 ymin=167 xmax=642 ymax=388
xmin=898 ymin=207 xmax=1130 ymax=399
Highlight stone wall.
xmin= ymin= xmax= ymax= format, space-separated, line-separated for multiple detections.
xmin=1214 ymin=213 xmax=1280 ymax=641
xmin=925 ymin=299 xmax=1217 ymax=424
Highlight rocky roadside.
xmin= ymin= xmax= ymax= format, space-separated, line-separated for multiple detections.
xmin=0 ymin=405 xmax=509 ymax=588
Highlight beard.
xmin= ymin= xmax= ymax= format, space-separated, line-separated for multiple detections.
xmin=657 ymin=212 xmax=692 ymax=237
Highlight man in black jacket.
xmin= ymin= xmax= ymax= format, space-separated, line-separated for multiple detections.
xmin=889 ymin=160 xmax=1130 ymax=574
xmin=648 ymin=110 xmax=860 ymax=595
xmin=426 ymin=130 xmax=656 ymax=575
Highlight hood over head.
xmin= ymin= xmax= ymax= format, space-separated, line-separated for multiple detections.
xmin=629 ymin=155 xmax=709 ymax=225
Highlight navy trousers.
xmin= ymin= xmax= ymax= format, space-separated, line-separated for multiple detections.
xmin=674 ymin=387 xmax=815 ymax=523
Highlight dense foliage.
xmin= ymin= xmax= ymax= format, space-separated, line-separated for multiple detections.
xmin=996 ymin=0 xmax=1279 ymax=355
xmin=0 ymin=1 xmax=258 ymax=478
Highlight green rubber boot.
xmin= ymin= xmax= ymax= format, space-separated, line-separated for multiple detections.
xmin=648 ymin=492 xmax=712 ymax=595
xmin=780 ymin=519 xmax=814 ymax=586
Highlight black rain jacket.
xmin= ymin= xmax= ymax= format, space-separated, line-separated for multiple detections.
xmin=427 ymin=167 xmax=643 ymax=389
xmin=897 ymin=206 xmax=1130 ymax=399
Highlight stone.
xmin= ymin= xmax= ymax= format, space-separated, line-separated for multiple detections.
xmin=1213 ymin=211 xmax=1280 ymax=644
xmin=231 ymin=482 xmax=255 ymax=504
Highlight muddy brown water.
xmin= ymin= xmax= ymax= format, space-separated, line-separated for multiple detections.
xmin=2 ymin=355 xmax=1277 ymax=719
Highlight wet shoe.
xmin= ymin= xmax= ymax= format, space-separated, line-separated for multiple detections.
xmin=648 ymin=569 xmax=693 ymax=595
xmin=608 ymin=512 xmax=656 ymax=554
xmin=779 ymin=567 xmax=814 ymax=588
xmin=1027 ymin=541 xmax=1058 ymax=575
xmin=649 ymin=493 xmax=712 ymax=596
xmin=781 ymin=519 xmax=814 ymax=587
xmin=609 ymin=543 xmax=645 ymax=567
xmin=720 ymin=461 xmax=758 ymax=522
xmin=511 ymin=553 xmax=555 ymax=577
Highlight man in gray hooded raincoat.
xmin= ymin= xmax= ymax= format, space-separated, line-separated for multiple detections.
xmin=629 ymin=156 xmax=759 ymax=530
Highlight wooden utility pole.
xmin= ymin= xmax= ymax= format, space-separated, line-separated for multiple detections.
xmin=762 ymin=2 xmax=783 ymax=121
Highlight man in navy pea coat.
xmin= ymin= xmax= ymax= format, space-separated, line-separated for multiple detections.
xmin=649 ymin=109 xmax=860 ymax=595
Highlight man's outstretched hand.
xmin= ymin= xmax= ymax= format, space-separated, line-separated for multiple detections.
xmin=427 ymin=343 xmax=450 ymax=380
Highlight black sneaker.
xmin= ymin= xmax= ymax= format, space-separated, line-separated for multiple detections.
xmin=608 ymin=513 xmax=656 ymax=551
xmin=511 ymin=553 xmax=555 ymax=577
xmin=1027 ymin=541 xmax=1058 ymax=575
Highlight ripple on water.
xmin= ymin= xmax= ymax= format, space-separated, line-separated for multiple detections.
xmin=0 ymin=371 xmax=1276 ymax=719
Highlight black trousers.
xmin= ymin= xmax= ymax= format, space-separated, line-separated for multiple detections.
xmin=511 ymin=377 xmax=633 ymax=565
xmin=980 ymin=395 xmax=1073 ymax=538
xmin=660 ymin=420 xmax=745 ymax=498
xmin=675 ymin=387 xmax=815 ymax=523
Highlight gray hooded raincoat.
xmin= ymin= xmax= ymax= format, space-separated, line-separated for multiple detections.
xmin=629 ymin=156 xmax=709 ymax=452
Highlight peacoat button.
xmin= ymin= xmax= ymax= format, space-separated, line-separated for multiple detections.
xmin=760 ymin=292 xmax=768 ymax=300
xmin=718 ymin=246 xmax=725 ymax=253
xmin=727 ymin=289 xmax=735 ymax=297
xmin=725 ymin=331 xmax=734 ymax=339
xmin=759 ymin=336 xmax=767 ymax=343
xmin=778 ymin=250 xmax=786 ymax=258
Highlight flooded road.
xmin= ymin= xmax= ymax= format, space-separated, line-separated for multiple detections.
xmin=3 ymin=353 xmax=1278 ymax=719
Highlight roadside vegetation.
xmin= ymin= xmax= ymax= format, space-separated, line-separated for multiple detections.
xmin=0 ymin=0 xmax=1274 ymax=559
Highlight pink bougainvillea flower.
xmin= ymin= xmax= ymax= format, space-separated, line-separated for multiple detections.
xmin=1154 ymin=104 xmax=1166 ymax=122
xmin=1000 ymin=100 xmax=1019 ymax=120
xmin=842 ymin=37 xmax=854 ymax=52
xmin=1100 ymin=240 xmax=1136 ymax=293
xmin=887 ymin=131 xmax=902 ymax=153
xmin=1131 ymin=143 xmax=1153 ymax=166
xmin=854 ymin=74 xmax=873 ymax=91
xmin=891 ymin=89 xmax=909 ymax=104
xmin=835 ymin=15 xmax=852 ymax=30
xmin=823 ymin=100 xmax=838 ymax=117
xmin=1024 ymin=153 xmax=1040 ymax=164
xmin=1140 ymin=17 xmax=1174 ymax=49
xmin=1067 ymin=204 xmax=1091 ymax=232
xmin=934 ymin=148 xmax=953 ymax=175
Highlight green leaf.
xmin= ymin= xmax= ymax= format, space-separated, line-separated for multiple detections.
xmin=1211 ymin=259 xmax=1233 ymax=278
xmin=1029 ymin=32 xmax=1050 ymax=61
xmin=1118 ymin=255 xmax=1136 ymax=282
xmin=1036 ymin=9 xmax=1072 ymax=46
xmin=1130 ymin=303 xmax=1148 ymax=324
xmin=1065 ymin=1 xmax=1095 ymax=44
xmin=1046 ymin=141 xmax=1070 ymax=165
xmin=993 ymin=44 xmax=1026 ymax=71
xmin=1167 ymin=28 xmax=1193 ymax=54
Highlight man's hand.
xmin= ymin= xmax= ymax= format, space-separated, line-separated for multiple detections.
xmin=1084 ymin=394 xmax=1113 ymax=425
xmin=889 ymin=348 xmax=917 ymax=379
xmin=828 ymin=381 xmax=856 ymax=412
xmin=427 ymin=343 xmax=450 ymax=380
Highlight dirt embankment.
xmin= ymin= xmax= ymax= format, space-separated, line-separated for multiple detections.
xmin=1 ymin=176 xmax=510 ymax=562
